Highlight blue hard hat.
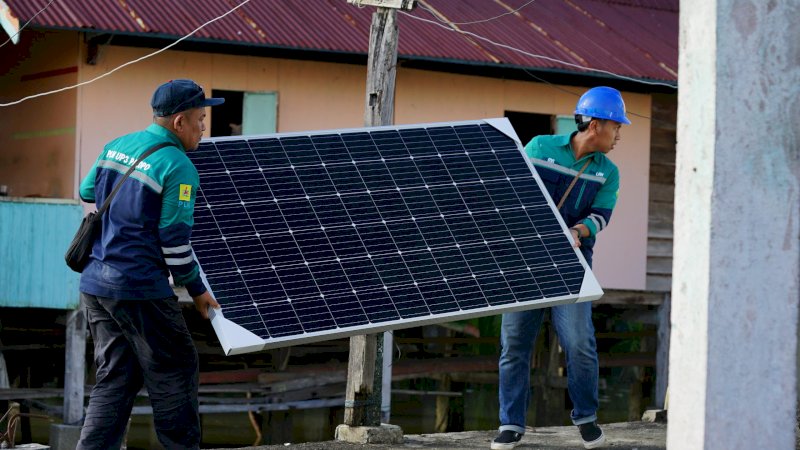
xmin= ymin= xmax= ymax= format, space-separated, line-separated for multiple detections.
xmin=574 ymin=86 xmax=631 ymax=125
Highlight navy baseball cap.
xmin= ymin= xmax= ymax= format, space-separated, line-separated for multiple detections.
xmin=151 ymin=79 xmax=224 ymax=117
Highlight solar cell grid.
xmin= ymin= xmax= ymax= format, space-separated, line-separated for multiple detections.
xmin=189 ymin=119 xmax=602 ymax=355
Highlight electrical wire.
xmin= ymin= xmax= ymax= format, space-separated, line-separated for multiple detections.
xmin=0 ymin=0 xmax=56 ymax=49
xmin=520 ymin=68 xmax=673 ymax=125
xmin=0 ymin=0 xmax=253 ymax=107
xmin=419 ymin=0 xmax=538 ymax=26
xmin=400 ymin=9 xmax=677 ymax=89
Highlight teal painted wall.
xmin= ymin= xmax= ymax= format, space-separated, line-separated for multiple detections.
xmin=0 ymin=198 xmax=83 ymax=309
xmin=555 ymin=115 xmax=578 ymax=135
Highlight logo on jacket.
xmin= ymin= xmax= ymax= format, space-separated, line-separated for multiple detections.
xmin=179 ymin=184 xmax=192 ymax=201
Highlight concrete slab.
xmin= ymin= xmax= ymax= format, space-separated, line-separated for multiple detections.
xmin=335 ymin=423 xmax=404 ymax=444
xmin=211 ymin=421 xmax=666 ymax=449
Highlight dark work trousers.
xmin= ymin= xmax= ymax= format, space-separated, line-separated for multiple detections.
xmin=77 ymin=293 xmax=201 ymax=450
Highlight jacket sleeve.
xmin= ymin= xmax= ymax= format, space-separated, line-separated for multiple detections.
xmin=579 ymin=166 xmax=619 ymax=237
xmin=79 ymin=151 xmax=103 ymax=203
xmin=158 ymin=157 xmax=207 ymax=297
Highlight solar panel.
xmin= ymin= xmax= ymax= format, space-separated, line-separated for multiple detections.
xmin=189 ymin=118 xmax=602 ymax=355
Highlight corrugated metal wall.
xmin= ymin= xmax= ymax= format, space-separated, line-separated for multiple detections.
xmin=0 ymin=198 xmax=83 ymax=309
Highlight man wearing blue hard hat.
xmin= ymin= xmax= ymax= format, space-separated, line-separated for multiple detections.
xmin=76 ymin=79 xmax=223 ymax=450
xmin=493 ymin=86 xmax=630 ymax=450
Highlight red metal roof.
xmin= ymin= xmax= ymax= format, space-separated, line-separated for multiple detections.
xmin=6 ymin=0 xmax=677 ymax=83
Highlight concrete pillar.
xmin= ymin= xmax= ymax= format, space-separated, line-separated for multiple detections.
xmin=668 ymin=1 xmax=800 ymax=449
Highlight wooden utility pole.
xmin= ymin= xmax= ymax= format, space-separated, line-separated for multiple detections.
xmin=342 ymin=0 xmax=414 ymax=429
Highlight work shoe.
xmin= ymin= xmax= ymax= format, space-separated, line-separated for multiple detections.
xmin=491 ymin=430 xmax=523 ymax=449
xmin=578 ymin=421 xmax=606 ymax=449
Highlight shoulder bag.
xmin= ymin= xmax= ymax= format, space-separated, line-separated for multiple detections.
xmin=65 ymin=142 xmax=171 ymax=273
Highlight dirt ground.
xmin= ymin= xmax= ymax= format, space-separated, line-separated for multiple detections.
xmin=212 ymin=421 xmax=667 ymax=450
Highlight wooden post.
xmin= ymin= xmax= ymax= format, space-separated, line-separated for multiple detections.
xmin=344 ymin=335 xmax=378 ymax=425
xmin=64 ymin=305 xmax=86 ymax=424
xmin=343 ymin=6 xmax=400 ymax=427
xmin=655 ymin=293 xmax=670 ymax=409
xmin=363 ymin=7 xmax=399 ymax=127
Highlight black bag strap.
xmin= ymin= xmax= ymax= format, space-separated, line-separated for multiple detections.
xmin=556 ymin=158 xmax=592 ymax=210
xmin=96 ymin=142 xmax=172 ymax=216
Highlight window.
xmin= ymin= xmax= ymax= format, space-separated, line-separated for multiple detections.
xmin=211 ymin=90 xmax=278 ymax=137
xmin=504 ymin=111 xmax=553 ymax=147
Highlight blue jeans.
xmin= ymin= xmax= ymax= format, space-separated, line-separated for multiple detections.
xmin=498 ymin=301 xmax=599 ymax=432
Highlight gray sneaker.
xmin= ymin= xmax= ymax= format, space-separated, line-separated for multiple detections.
xmin=491 ymin=430 xmax=523 ymax=449
xmin=578 ymin=421 xmax=606 ymax=449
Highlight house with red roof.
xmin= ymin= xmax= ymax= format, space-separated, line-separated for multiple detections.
xmin=0 ymin=0 xmax=677 ymax=444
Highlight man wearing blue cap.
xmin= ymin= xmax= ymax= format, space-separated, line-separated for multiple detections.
xmin=492 ymin=86 xmax=630 ymax=450
xmin=76 ymin=79 xmax=224 ymax=450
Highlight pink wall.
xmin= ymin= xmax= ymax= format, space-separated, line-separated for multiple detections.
xmin=72 ymin=45 xmax=649 ymax=290
xmin=0 ymin=30 xmax=78 ymax=198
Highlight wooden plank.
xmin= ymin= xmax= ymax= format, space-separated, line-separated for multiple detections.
xmin=648 ymin=220 xmax=674 ymax=239
xmin=650 ymin=148 xmax=676 ymax=166
xmin=646 ymin=274 xmax=673 ymax=292
xmin=199 ymin=368 xmax=264 ymax=385
xmin=650 ymin=127 xmax=677 ymax=147
xmin=651 ymin=94 xmax=678 ymax=121
xmin=649 ymin=164 xmax=677 ymax=185
xmin=598 ymin=352 xmax=656 ymax=367
xmin=648 ymin=201 xmax=674 ymax=225
xmin=395 ymin=337 xmax=498 ymax=345
xmin=596 ymin=289 xmax=666 ymax=305
xmin=0 ymin=344 xmax=64 ymax=351
xmin=392 ymin=389 xmax=461 ymax=397
xmin=656 ymin=294 xmax=671 ymax=409
xmin=0 ymin=388 xmax=65 ymax=401
xmin=647 ymin=238 xmax=674 ymax=258
xmin=647 ymin=256 xmax=674 ymax=276
xmin=132 ymin=398 xmax=345 ymax=415
xmin=649 ymin=183 xmax=675 ymax=203
xmin=63 ymin=307 xmax=86 ymax=424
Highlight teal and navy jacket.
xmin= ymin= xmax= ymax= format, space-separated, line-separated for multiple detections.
xmin=524 ymin=132 xmax=620 ymax=261
xmin=79 ymin=124 xmax=207 ymax=300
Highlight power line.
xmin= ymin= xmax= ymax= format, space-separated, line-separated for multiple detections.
xmin=419 ymin=0 xmax=538 ymax=26
xmin=520 ymin=68 xmax=673 ymax=125
xmin=0 ymin=0 xmax=253 ymax=108
xmin=400 ymin=10 xmax=677 ymax=89
xmin=0 ymin=0 xmax=56 ymax=49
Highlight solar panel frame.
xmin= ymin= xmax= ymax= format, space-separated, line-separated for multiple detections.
xmin=191 ymin=118 xmax=603 ymax=355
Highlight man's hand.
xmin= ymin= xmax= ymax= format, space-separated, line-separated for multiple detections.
xmin=192 ymin=291 xmax=220 ymax=320
xmin=569 ymin=224 xmax=590 ymax=248
xmin=569 ymin=227 xmax=584 ymax=248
